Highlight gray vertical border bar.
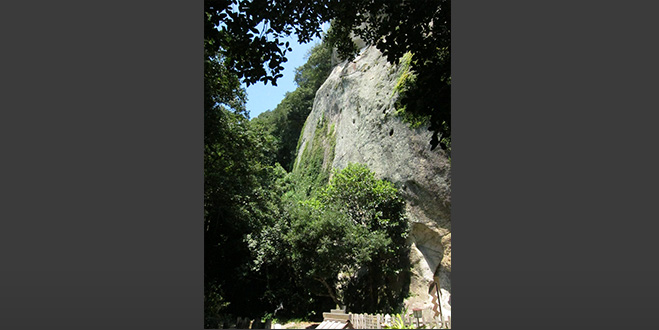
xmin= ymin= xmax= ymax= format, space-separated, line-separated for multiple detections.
xmin=453 ymin=0 xmax=659 ymax=329
xmin=0 ymin=0 xmax=203 ymax=329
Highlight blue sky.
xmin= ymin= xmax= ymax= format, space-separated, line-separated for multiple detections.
xmin=244 ymin=24 xmax=328 ymax=120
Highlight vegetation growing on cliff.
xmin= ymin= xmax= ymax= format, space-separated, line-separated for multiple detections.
xmin=392 ymin=52 xmax=431 ymax=129
xmin=252 ymin=39 xmax=334 ymax=171
xmin=290 ymin=113 xmax=336 ymax=198
xmin=392 ymin=52 xmax=451 ymax=155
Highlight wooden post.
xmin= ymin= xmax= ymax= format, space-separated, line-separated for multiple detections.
xmin=435 ymin=282 xmax=444 ymax=328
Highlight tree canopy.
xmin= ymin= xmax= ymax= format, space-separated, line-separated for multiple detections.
xmin=248 ymin=163 xmax=409 ymax=314
xmin=205 ymin=0 xmax=329 ymax=86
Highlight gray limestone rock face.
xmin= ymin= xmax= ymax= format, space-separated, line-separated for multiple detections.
xmin=295 ymin=45 xmax=451 ymax=309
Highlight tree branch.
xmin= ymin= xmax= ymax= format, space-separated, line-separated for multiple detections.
xmin=314 ymin=276 xmax=341 ymax=306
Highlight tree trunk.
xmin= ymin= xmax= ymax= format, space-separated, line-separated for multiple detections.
xmin=315 ymin=277 xmax=341 ymax=306
xmin=369 ymin=266 xmax=375 ymax=312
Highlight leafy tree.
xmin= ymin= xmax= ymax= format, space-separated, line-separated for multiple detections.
xmin=205 ymin=281 xmax=230 ymax=328
xmin=204 ymin=110 xmax=290 ymax=320
xmin=205 ymin=0 xmax=330 ymax=86
xmin=286 ymin=201 xmax=388 ymax=307
xmin=321 ymin=163 xmax=410 ymax=313
xmin=204 ymin=36 xmax=289 ymax=322
xmin=204 ymin=104 xmax=281 ymax=320
xmin=248 ymin=164 xmax=409 ymax=315
xmin=293 ymin=39 xmax=334 ymax=91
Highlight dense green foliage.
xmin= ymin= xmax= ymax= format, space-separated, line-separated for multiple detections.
xmin=204 ymin=16 xmax=289 ymax=326
xmin=322 ymin=164 xmax=410 ymax=313
xmin=248 ymin=164 xmax=409 ymax=315
xmin=204 ymin=51 xmax=289 ymax=326
xmin=203 ymin=20 xmax=337 ymax=325
xmin=205 ymin=0 xmax=329 ymax=86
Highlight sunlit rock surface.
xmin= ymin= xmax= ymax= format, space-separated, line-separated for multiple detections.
xmin=295 ymin=45 xmax=451 ymax=311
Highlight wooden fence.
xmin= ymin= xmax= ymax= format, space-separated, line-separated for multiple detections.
xmin=350 ymin=313 xmax=383 ymax=329
xmin=349 ymin=311 xmax=451 ymax=329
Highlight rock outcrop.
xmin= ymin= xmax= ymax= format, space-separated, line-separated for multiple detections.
xmin=294 ymin=45 xmax=451 ymax=314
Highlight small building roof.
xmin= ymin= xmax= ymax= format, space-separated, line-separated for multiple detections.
xmin=316 ymin=320 xmax=351 ymax=329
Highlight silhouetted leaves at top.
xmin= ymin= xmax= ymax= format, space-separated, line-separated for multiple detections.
xmin=205 ymin=0 xmax=330 ymax=86
xmin=206 ymin=0 xmax=450 ymax=150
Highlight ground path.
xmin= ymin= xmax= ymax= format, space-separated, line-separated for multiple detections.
xmin=280 ymin=321 xmax=319 ymax=329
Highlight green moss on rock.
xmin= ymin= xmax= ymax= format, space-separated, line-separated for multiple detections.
xmin=392 ymin=52 xmax=431 ymax=129
xmin=292 ymin=114 xmax=337 ymax=198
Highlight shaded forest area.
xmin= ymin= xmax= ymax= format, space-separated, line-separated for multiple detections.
xmin=204 ymin=0 xmax=450 ymax=327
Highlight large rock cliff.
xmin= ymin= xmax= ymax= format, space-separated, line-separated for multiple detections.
xmin=294 ymin=45 xmax=451 ymax=315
